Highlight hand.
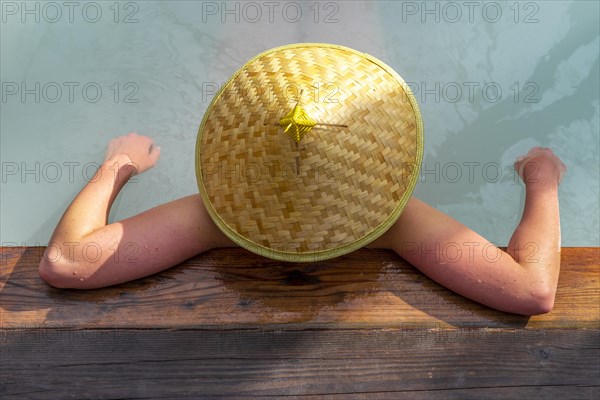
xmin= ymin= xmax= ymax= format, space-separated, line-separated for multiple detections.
xmin=514 ymin=147 xmax=566 ymax=188
xmin=104 ymin=132 xmax=161 ymax=175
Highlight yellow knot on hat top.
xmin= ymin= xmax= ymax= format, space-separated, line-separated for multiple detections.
xmin=279 ymin=102 xmax=317 ymax=143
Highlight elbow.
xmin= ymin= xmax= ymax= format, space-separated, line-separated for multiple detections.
xmin=38 ymin=258 xmax=79 ymax=289
xmin=521 ymin=285 xmax=557 ymax=316
xmin=532 ymin=288 xmax=557 ymax=315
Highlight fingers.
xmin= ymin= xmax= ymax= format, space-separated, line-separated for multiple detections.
xmin=514 ymin=146 xmax=567 ymax=186
xmin=104 ymin=132 xmax=160 ymax=173
xmin=150 ymin=145 xmax=161 ymax=165
xmin=515 ymin=146 xmax=556 ymax=164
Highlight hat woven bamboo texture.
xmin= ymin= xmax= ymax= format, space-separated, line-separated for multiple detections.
xmin=196 ymin=43 xmax=423 ymax=262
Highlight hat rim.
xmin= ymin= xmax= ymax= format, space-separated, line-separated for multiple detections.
xmin=195 ymin=42 xmax=424 ymax=262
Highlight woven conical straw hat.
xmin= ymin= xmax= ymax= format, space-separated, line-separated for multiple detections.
xmin=196 ymin=43 xmax=423 ymax=262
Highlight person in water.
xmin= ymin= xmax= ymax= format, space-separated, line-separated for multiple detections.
xmin=38 ymin=132 xmax=567 ymax=316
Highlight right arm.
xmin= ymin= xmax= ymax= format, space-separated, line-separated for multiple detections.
xmin=370 ymin=147 xmax=566 ymax=315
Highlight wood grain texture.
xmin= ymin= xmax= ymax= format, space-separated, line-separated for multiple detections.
xmin=1 ymin=247 xmax=598 ymax=398
xmin=1 ymin=328 xmax=598 ymax=399
xmin=1 ymin=247 xmax=598 ymax=329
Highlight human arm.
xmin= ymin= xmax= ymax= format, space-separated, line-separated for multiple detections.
xmin=39 ymin=133 xmax=234 ymax=289
xmin=370 ymin=147 xmax=566 ymax=315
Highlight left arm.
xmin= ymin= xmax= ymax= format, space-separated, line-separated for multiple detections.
xmin=39 ymin=133 xmax=234 ymax=289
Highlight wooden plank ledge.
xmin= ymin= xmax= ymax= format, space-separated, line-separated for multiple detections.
xmin=1 ymin=247 xmax=598 ymax=329
xmin=1 ymin=247 xmax=598 ymax=399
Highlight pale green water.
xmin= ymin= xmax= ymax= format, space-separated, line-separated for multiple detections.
xmin=1 ymin=0 xmax=599 ymax=246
